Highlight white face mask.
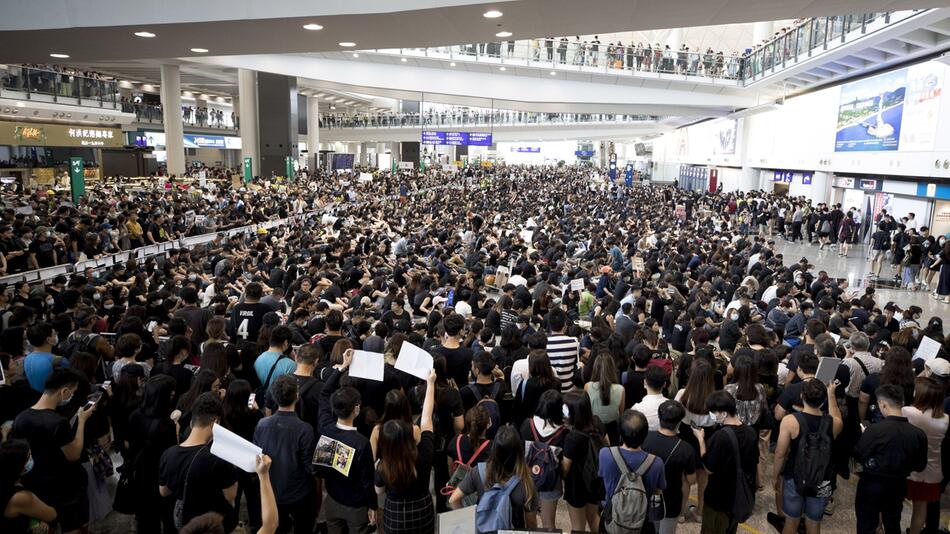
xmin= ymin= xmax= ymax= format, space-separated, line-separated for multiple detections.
xmin=709 ymin=411 xmax=727 ymax=424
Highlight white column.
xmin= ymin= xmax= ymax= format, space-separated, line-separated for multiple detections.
xmin=306 ymin=95 xmax=321 ymax=170
xmin=665 ymin=29 xmax=683 ymax=49
xmin=238 ymin=69 xmax=260 ymax=177
xmin=159 ymin=65 xmax=185 ymax=176
xmin=753 ymin=21 xmax=775 ymax=46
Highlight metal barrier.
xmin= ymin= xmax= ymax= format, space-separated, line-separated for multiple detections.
xmin=0 ymin=183 xmax=456 ymax=287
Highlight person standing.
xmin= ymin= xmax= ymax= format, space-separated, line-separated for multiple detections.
xmin=692 ymin=391 xmax=759 ymax=534
xmin=545 ymin=308 xmax=579 ymax=392
xmin=253 ymin=375 xmax=317 ymax=534
xmin=642 ymin=401 xmax=697 ymax=534
xmin=599 ymin=410 xmax=666 ymax=533
xmin=902 ymin=377 xmax=949 ymax=534
xmin=771 ymin=379 xmax=842 ymax=534
xmin=853 ymin=384 xmax=927 ymax=534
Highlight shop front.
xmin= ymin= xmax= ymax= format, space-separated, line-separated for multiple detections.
xmin=0 ymin=120 xmax=125 ymax=190
xmin=132 ymin=130 xmax=242 ymax=172
xmin=832 ymin=175 xmax=942 ymax=243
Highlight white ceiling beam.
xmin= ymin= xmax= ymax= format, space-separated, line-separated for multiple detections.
xmin=872 ymin=40 xmax=912 ymax=56
xmin=834 ymin=56 xmax=867 ymax=69
xmin=897 ymin=28 xmax=940 ymax=48
xmin=850 ymin=48 xmax=889 ymax=62
xmin=926 ymin=19 xmax=950 ymax=37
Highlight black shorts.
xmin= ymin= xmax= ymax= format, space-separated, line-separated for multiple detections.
xmin=57 ymin=491 xmax=90 ymax=531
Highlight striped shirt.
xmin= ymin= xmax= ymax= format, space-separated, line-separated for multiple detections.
xmin=546 ymin=334 xmax=579 ymax=392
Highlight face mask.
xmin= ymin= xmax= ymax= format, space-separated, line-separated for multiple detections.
xmin=188 ymin=274 xmax=197 ymax=281
xmin=729 ymin=313 xmax=739 ymax=321
xmin=45 ymin=298 xmax=54 ymax=306
xmin=104 ymin=304 xmax=114 ymax=310
xmin=59 ymin=390 xmax=73 ymax=406
xmin=22 ymin=456 xmax=33 ymax=475
xmin=562 ymin=404 xmax=570 ymax=418
xmin=21 ymin=239 xmax=31 ymax=247
xmin=710 ymin=411 xmax=726 ymax=424
xmin=93 ymin=293 xmax=101 ymax=301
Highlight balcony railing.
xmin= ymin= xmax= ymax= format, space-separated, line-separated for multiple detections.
xmin=369 ymin=41 xmax=743 ymax=82
xmin=319 ymin=111 xmax=659 ymax=129
xmin=741 ymin=10 xmax=924 ymax=83
xmin=0 ymin=65 xmax=119 ymax=108
xmin=124 ymin=103 xmax=238 ymax=130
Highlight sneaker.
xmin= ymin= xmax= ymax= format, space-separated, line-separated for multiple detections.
xmin=767 ymin=512 xmax=786 ymax=532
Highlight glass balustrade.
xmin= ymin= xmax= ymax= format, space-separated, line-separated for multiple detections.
xmin=318 ymin=111 xmax=659 ymax=129
xmin=0 ymin=65 xmax=118 ymax=107
xmin=124 ymin=103 xmax=237 ymax=129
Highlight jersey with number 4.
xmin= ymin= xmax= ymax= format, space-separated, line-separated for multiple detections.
xmin=231 ymin=302 xmax=271 ymax=342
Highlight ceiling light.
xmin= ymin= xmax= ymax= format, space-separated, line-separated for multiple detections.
xmin=303 ymin=23 xmax=324 ymax=31
xmin=499 ymin=66 xmax=506 ymax=71
xmin=49 ymin=53 xmax=70 ymax=59
xmin=496 ymin=31 xmax=512 ymax=38
xmin=339 ymin=42 xmax=356 ymax=47
xmin=352 ymin=53 xmax=359 ymax=58
xmin=134 ymin=31 xmax=156 ymax=38
xmin=550 ymin=71 xmax=556 ymax=75
xmin=450 ymin=62 xmax=456 ymax=67
xmin=483 ymin=10 xmax=503 ymax=18
xmin=400 ymin=58 xmax=407 ymax=62
xmin=190 ymin=48 xmax=209 ymax=53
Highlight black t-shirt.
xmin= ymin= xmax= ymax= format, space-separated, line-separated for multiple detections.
xmin=871 ymin=230 xmax=890 ymax=251
xmin=643 ymin=431 xmax=697 ymax=517
xmin=230 ymin=302 xmax=271 ymax=343
xmin=623 ymin=370 xmax=646 ymax=409
xmin=28 ymin=239 xmax=56 ymax=267
xmin=375 ymin=430 xmax=435 ymax=500
xmin=434 ymin=345 xmax=474 ymax=387
xmin=11 ymin=408 xmax=85 ymax=504
xmin=159 ymin=444 xmax=239 ymax=531
xmin=703 ymin=424 xmax=758 ymax=514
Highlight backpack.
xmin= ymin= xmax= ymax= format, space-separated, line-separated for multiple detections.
xmin=525 ymin=420 xmax=564 ymax=493
xmin=441 ymin=435 xmax=491 ymax=507
xmin=576 ymin=434 xmax=606 ymax=503
xmin=601 ymin=447 xmax=655 ymax=534
xmin=722 ymin=426 xmax=755 ymax=523
xmin=63 ymin=331 xmax=100 ymax=360
xmin=465 ymin=381 xmax=505 ymax=438
xmin=791 ymin=413 xmax=834 ymax=498
xmin=475 ymin=462 xmax=521 ymax=533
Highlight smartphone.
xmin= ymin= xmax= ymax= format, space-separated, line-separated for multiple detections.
xmin=102 ymin=380 xmax=112 ymax=389
xmin=146 ymin=320 xmax=158 ymax=332
xmin=84 ymin=392 xmax=103 ymax=410
xmin=247 ymin=393 xmax=256 ymax=408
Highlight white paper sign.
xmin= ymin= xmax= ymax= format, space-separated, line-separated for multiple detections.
xmin=914 ymin=335 xmax=942 ymax=362
xmin=350 ymin=350 xmax=385 ymax=382
xmin=395 ymin=342 xmax=433 ymax=380
xmin=358 ymin=172 xmax=373 ymax=182
xmin=211 ymin=423 xmax=262 ymax=473
xmin=520 ymin=229 xmax=533 ymax=243
xmin=570 ymin=278 xmax=584 ymax=292
xmin=829 ymin=332 xmax=841 ymax=344
xmin=815 ymin=357 xmax=839 ymax=385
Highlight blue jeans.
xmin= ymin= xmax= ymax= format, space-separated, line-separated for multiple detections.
xmin=782 ymin=477 xmax=829 ymax=522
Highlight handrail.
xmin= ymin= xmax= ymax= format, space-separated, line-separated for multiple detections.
xmin=318 ymin=112 xmax=659 ymax=129
xmin=0 ymin=184 xmax=456 ymax=287
xmin=0 ymin=64 xmax=119 ymax=108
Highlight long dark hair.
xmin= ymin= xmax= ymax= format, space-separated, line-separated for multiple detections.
xmin=465 ymin=405 xmax=491 ymax=445
xmin=379 ymin=389 xmax=414 ymax=426
xmin=485 ymin=424 xmax=536 ymax=503
xmin=140 ymin=374 xmax=178 ymax=418
xmin=590 ymin=354 xmax=618 ymax=405
xmin=0 ymin=439 xmax=30 ymax=488
xmin=528 ymin=351 xmax=559 ymax=391
xmin=563 ymin=391 xmax=599 ymax=438
xmin=880 ymin=346 xmax=916 ymax=406
xmin=377 ymin=420 xmax=418 ymax=490
xmin=222 ymin=379 xmax=253 ymax=430
xmin=681 ymin=359 xmax=716 ymax=414
xmin=178 ymin=369 xmax=219 ymax=412
xmin=731 ymin=354 xmax=758 ymax=401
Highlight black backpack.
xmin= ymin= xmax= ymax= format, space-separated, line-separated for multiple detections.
xmin=791 ymin=413 xmax=834 ymax=498
xmin=723 ymin=426 xmax=755 ymax=523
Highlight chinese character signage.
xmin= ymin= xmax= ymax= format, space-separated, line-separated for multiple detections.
xmin=0 ymin=122 xmax=122 ymax=147
xmin=69 ymin=157 xmax=85 ymax=204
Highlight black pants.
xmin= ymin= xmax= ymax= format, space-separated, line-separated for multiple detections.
xmin=855 ymin=475 xmax=904 ymax=534
xmin=236 ymin=472 xmax=262 ymax=531
xmin=277 ymin=493 xmax=317 ymax=534
xmin=791 ymin=222 xmax=803 ymax=242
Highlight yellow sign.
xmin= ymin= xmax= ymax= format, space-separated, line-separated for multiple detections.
xmin=0 ymin=121 xmax=123 ymax=148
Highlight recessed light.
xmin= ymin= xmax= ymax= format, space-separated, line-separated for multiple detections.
xmin=499 ymin=66 xmax=506 ymax=71
xmin=134 ymin=31 xmax=156 ymax=38
xmin=352 ymin=53 xmax=360 ymax=58
xmin=49 ymin=53 xmax=70 ymax=59
xmin=400 ymin=58 xmax=407 ymax=62
xmin=339 ymin=42 xmax=356 ymax=47
xmin=190 ymin=48 xmax=209 ymax=53
xmin=496 ymin=31 xmax=512 ymax=38
xmin=550 ymin=71 xmax=556 ymax=75
xmin=303 ymin=23 xmax=324 ymax=31
xmin=450 ymin=62 xmax=456 ymax=67
xmin=483 ymin=10 xmax=503 ymax=18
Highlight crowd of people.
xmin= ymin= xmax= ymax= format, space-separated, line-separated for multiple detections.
xmin=1 ymin=64 xmax=117 ymax=100
xmin=0 ymin=166 xmax=948 ymax=534
xmin=318 ymin=109 xmax=652 ymax=129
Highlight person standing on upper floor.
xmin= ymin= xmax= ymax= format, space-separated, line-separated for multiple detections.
xmin=544 ymin=308 xmax=579 ymax=392
xmin=853 ymin=384 xmax=928 ymax=534
xmin=692 ymin=391 xmax=759 ymax=534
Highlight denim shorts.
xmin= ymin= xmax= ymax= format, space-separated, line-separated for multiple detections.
xmin=782 ymin=477 xmax=828 ymax=522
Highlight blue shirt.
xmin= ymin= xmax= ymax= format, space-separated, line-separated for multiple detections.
xmin=24 ymin=351 xmax=60 ymax=392
xmin=253 ymin=351 xmax=296 ymax=387
xmin=598 ymin=447 xmax=667 ymax=506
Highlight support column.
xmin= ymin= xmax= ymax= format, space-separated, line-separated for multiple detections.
xmin=238 ymin=69 xmax=260 ymax=178
xmin=159 ymin=65 xmax=185 ymax=176
xmin=307 ymin=95 xmax=321 ymax=171
xmin=256 ymin=72 xmax=298 ymax=178
xmin=753 ymin=21 xmax=775 ymax=46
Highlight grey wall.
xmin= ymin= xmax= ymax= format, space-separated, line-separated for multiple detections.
xmin=257 ymin=72 xmax=298 ymax=177
xmin=400 ymin=142 xmax=419 ymax=165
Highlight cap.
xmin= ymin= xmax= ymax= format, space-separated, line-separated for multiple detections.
xmin=925 ymin=358 xmax=950 ymax=378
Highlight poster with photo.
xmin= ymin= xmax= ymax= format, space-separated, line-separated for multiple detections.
xmin=835 ymin=68 xmax=906 ymax=152
xmin=312 ymin=435 xmax=355 ymax=477
xmin=898 ymin=62 xmax=944 ymax=151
